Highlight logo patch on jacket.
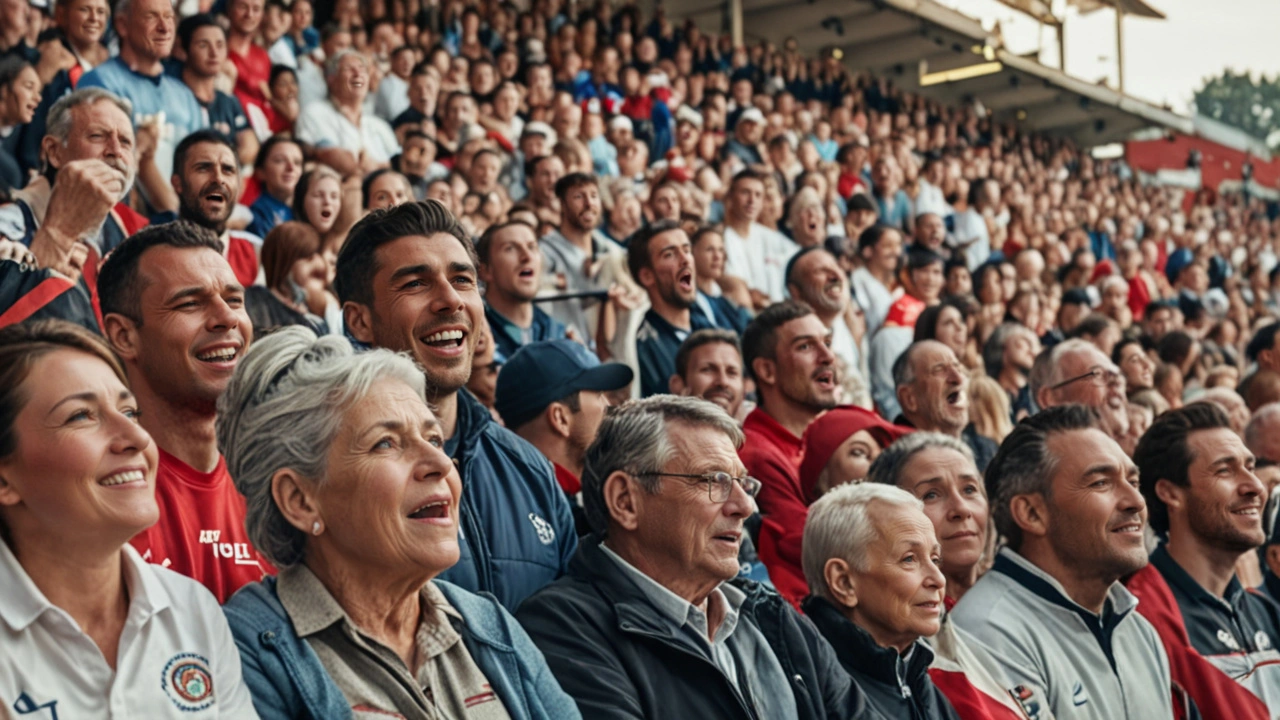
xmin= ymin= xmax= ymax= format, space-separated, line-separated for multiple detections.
xmin=529 ymin=513 xmax=556 ymax=545
xmin=1009 ymin=685 xmax=1043 ymax=719
xmin=1071 ymin=681 xmax=1088 ymax=706
xmin=161 ymin=653 xmax=215 ymax=711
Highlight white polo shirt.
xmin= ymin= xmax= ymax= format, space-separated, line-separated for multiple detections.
xmin=722 ymin=222 xmax=795 ymax=303
xmin=0 ymin=540 xmax=259 ymax=719
xmin=295 ymin=98 xmax=400 ymax=165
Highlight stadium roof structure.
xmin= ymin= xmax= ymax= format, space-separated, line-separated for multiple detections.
xmin=672 ymin=0 xmax=1193 ymax=147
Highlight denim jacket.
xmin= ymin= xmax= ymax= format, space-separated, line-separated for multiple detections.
xmin=222 ymin=576 xmax=581 ymax=720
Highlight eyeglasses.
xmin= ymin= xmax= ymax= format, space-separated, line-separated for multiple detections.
xmin=638 ymin=472 xmax=762 ymax=503
xmin=1050 ymin=366 xmax=1122 ymax=391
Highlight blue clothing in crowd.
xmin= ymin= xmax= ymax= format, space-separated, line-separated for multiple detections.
xmin=696 ymin=291 xmax=751 ymax=336
xmin=485 ymin=303 xmax=569 ymax=362
xmin=223 ymin=577 xmax=582 ymax=720
xmin=247 ymin=194 xmax=294 ymax=240
xmin=438 ymin=389 xmax=577 ymax=610
xmin=636 ymin=308 xmax=714 ymax=397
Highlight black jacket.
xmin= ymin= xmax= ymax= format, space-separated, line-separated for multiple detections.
xmin=516 ymin=535 xmax=869 ymax=720
xmin=803 ymin=596 xmax=960 ymax=720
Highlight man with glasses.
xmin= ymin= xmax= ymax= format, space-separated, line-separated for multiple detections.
xmin=1126 ymin=403 xmax=1279 ymax=719
xmin=1032 ymin=338 xmax=1130 ymax=443
xmin=893 ymin=339 xmax=998 ymax=472
xmin=518 ymin=395 xmax=869 ymax=719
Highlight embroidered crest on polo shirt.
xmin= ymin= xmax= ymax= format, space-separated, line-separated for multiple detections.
xmin=1218 ymin=628 xmax=1242 ymax=651
xmin=529 ymin=513 xmax=555 ymax=545
xmin=1257 ymin=630 xmax=1272 ymax=650
xmin=161 ymin=653 xmax=215 ymax=712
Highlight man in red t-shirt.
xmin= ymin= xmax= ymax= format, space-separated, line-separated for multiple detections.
xmin=739 ymin=300 xmax=840 ymax=587
xmin=226 ymin=0 xmax=274 ymax=130
xmin=98 ymin=220 xmax=270 ymax=604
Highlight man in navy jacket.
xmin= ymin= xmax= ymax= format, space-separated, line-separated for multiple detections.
xmin=336 ymin=199 xmax=576 ymax=610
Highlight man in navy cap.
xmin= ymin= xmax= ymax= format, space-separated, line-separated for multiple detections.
xmin=496 ymin=339 xmax=634 ymax=535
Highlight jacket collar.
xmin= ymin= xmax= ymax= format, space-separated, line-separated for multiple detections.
xmin=1149 ymin=542 xmax=1244 ymax=611
xmin=452 ymin=388 xmax=492 ymax=455
xmin=742 ymin=407 xmax=802 ymax=455
xmin=801 ymin=595 xmax=934 ymax=687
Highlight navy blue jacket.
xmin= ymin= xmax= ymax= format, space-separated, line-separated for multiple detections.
xmin=438 ymin=389 xmax=577 ymax=610
xmin=223 ymin=577 xmax=581 ymax=720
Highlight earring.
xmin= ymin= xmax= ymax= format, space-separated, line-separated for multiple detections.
xmin=312 ymin=520 xmax=322 ymax=536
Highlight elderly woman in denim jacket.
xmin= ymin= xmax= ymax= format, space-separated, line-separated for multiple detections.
xmin=219 ymin=326 xmax=579 ymax=720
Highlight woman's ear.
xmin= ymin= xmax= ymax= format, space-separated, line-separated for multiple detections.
xmin=271 ymin=468 xmax=322 ymax=534
xmin=823 ymin=557 xmax=859 ymax=610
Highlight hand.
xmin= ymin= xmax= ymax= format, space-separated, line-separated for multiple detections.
xmin=0 ymin=238 xmax=36 ymax=266
xmin=136 ymin=119 xmax=160 ymax=163
xmin=35 ymin=39 xmax=76 ymax=83
xmin=748 ymin=288 xmax=772 ymax=312
xmin=607 ymin=283 xmax=643 ymax=311
xmin=32 ymin=159 xmax=124 ymax=276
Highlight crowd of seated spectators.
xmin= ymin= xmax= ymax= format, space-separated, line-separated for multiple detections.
xmin=5 ymin=0 xmax=1280 ymax=718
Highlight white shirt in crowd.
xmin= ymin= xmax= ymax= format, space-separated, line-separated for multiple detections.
xmin=0 ymin=541 xmax=259 ymax=719
xmin=850 ymin=267 xmax=897 ymax=340
xmin=952 ymin=208 xmax=991 ymax=271
xmin=914 ymin=179 xmax=952 ymax=218
xmin=373 ymin=73 xmax=410 ymax=123
xmin=295 ymin=99 xmax=400 ymax=165
xmin=722 ymin=223 xmax=795 ymax=303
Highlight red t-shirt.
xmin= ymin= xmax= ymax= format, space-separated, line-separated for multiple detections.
xmin=130 ymin=448 xmax=274 ymax=603
xmin=740 ymin=408 xmax=808 ymax=606
xmin=230 ymin=43 xmax=273 ymax=125
xmin=226 ymin=233 xmax=260 ymax=288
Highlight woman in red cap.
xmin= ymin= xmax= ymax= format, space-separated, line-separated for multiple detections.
xmin=756 ymin=405 xmax=910 ymax=608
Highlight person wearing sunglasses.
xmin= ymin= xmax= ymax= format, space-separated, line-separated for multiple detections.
xmin=1032 ymin=338 xmax=1130 ymax=443
xmin=518 ymin=395 xmax=870 ymax=719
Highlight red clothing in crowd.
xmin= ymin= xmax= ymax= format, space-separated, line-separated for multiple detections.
xmin=1129 ymin=274 xmax=1152 ymax=320
xmin=1125 ymin=564 xmax=1270 ymax=720
xmin=928 ymin=615 xmax=1028 ymax=720
xmin=740 ymin=407 xmax=806 ymax=598
xmin=553 ymin=462 xmax=581 ymax=495
xmin=837 ymin=172 xmax=866 ymax=200
xmin=229 ymin=43 xmax=274 ymax=128
xmin=226 ymin=233 xmax=260 ymax=288
xmin=130 ymin=448 xmax=273 ymax=603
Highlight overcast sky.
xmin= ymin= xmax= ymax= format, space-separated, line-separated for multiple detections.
xmin=941 ymin=0 xmax=1280 ymax=112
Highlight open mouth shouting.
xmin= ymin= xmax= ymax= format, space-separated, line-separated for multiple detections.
xmin=812 ymin=368 xmax=836 ymax=393
xmin=677 ymin=268 xmax=694 ymax=294
xmin=945 ymin=388 xmax=965 ymax=408
xmin=407 ymin=495 xmax=453 ymax=526
xmin=201 ymin=184 xmax=231 ymax=215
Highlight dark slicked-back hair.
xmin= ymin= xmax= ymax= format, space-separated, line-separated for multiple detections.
xmin=674 ymin=328 xmax=741 ymax=381
xmin=475 ymin=220 xmax=535 ymax=265
xmin=173 ymin=129 xmax=235 ymax=178
xmin=98 ymin=221 xmax=226 ymax=325
xmin=986 ymin=404 xmax=1100 ymax=550
xmin=334 ymin=200 xmax=475 ymax=306
xmin=742 ymin=300 xmax=814 ymax=384
xmin=1133 ymin=402 xmax=1232 ymax=535
xmin=554 ymin=172 xmax=598 ymax=201
xmin=626 ymin=219 xmax=682 ymax=283
xmin=1247 ymin=322 xmax=1280 ymax=363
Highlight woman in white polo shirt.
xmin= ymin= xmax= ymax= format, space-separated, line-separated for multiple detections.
xmin=0 ymin=320 xmax=257 ymax=719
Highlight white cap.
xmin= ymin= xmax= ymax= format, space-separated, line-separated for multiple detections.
xmin=609 ymin=115 xmax=634 ymax=132
xmin=675 ymin=105 xmax=703 ymax=129
xmin=522 ymin=121 xmax=557 ymax=147
xmin=739 ymin=107 xmax=765 ymax=125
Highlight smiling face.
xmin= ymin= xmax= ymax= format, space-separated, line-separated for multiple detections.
xmin=329 ymin=53 xmax=369 ymax=105
xmin=1119 ymin=343 xmax=1155 ymax=390
xmin=60 ymin=0 xmax=109 ymax=48
xmin=629 ymin=422 xmax=757 ymax=597
xmin=678 ymin=342 xmax=743 ymax=416
xmin=1177 ymin=427 xmax=1266 ymax=552
xmin=849 ymin=502 xmax=945 ymax=651
xmin=898 ymin=446 xmax=987 ymax=581
xmin=119 ymin=0 xmax=176 ymax=62
xmin=934 ymin=306 xmax=967 ymax=358
xmin=123 ymin=246 xmax=253 ymax=413
xmin=1043 ymin=428 xmax=1148 ymax=582
xmin=351 ymin=234 xmax=482 ymax=398
xmin=479 ymin=223 xmax=541 ymax=303
xmin=1 ymin=65 xmax=41 ymax=126
xmin=791 ymin=250 xmax=847 ymax=316
xmin=0 ymin=350 xmax=159 ymax=546
xmin=562 ymin=180 xmax=601 ymax=233
xmin=175 ymin=141 xmax=240 ymax=234
xmin=313 ymin=378 xmax=462 ymax=577
xmin=1051 ymin=347 xmax=1129 ymax=439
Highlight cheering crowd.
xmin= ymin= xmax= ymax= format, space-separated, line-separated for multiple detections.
xmin=5 ymin=0 xmax=1280 ymax=718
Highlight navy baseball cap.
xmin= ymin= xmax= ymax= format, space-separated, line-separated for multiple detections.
xmin=494 ymin=340 xmax=634 ymax=430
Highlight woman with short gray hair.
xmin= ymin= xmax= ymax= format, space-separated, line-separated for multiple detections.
xmin=865 ymin=433 xmax=1031 ymax=720
xmin=219 ymin=326 xmax=578 ymax=720
xmin=800 ymin=482 xmax=960 ymax=719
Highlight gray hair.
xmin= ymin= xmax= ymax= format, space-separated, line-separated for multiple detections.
xmin=1029 ymin=338 xmax=1095 ymax=403
xmin=803 ymin=482 xmax=923 ymax=601
xmin=983 ymin=323 xmax=1032 ymax=379
xmin=984 ymin=404 xmax=1099 ymax=550
xmin=216 ymin=326 xmax=428 ymax=568
xmin=865 ymin=431 xmax=975 ymax=489
xmin=326 ymin=48 xmax=367 ymax=79
xmin=46 ymin=88 xmax=133 ymax=147
xmin=581 ymin=394 xmax=744 ymax=535
xmin=1246 ymin=402 xmax=1280 ymax=455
